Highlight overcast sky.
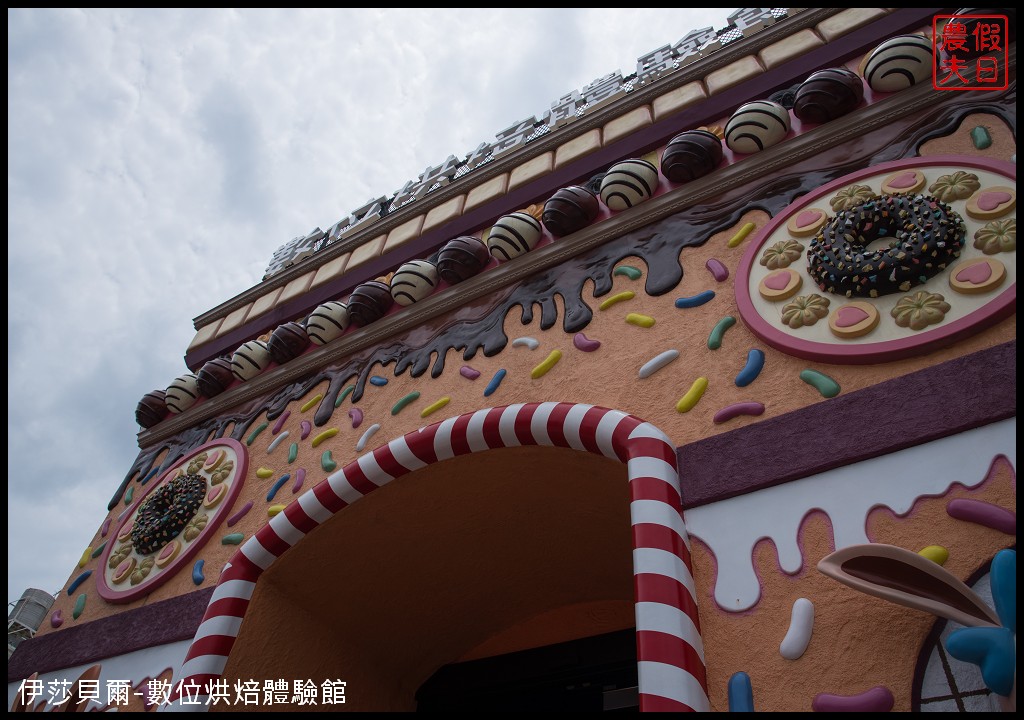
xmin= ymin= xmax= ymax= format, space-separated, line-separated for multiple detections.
xmin=7 ymin=8 xmax=737 ymax=606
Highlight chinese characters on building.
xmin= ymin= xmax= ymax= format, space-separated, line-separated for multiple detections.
xmin=933 ymin=14 xmax=1008 ymax=91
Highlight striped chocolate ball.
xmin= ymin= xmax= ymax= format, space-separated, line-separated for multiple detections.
xmin=725 ymin=100 xmax=791 ymax=154
xmin=348 ymin=280 xmax=395 ymax=326
xmin=794 ymin=67 xmax=864 ymax=124
xmin=599 ymin=159 xmax=659 ymax=211
xmin=165 ymin=373 xmax=200 ymax=414
xmin=136 ymin=390 xmax=170 ymax=428
xmin=267 ymin=322 xmax=310 ymax=365
xmin=305 ymin=301 xmax=350 ymax=345
xmin=196 ymin=357 xmax=235 ymax=398
xmin=862 ymin=35 xmax=933 ymax=93
xmin=437 ymin=236 xmax=491 ymax=284
xmin=660 ymin=130 xmax=724 ymax=183
xmin=390 ymin=260 xmax=439 ymax=306
xmin=542 ymin=186 xmax=599 ymax=237
xmin=230 ymin=340 xmax=271 ymax=381
xmin=487 ymin=212 xmax=543 ymax=262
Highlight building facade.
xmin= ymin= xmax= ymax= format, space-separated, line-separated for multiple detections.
xmin=8 ymin=7 xmax=1017 ymax=713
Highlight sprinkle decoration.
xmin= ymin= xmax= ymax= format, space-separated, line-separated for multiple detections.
xmin=334 ymin=385 xmax=355 ymax=407
xmin=735 ymin=349 xmax=765 ymax=387
xmin=676 ymin=377 xmax=709 ymax=413
xmin=271 ymin=410 xmax=291 ymax=435
xmin=78 ymin=548 xmax=91 ymax=568
xmin=613 ymin=265 xmax=643 ymax=280
xmin=348 ymin=408 xmax=364 ymax=429
xmin=727 ymin=222 xmax=757 ymax=248
xmin=706 ymin=258 xmax=729 ymax=281
xmin=599 ymin=291 xmax=635 ymax=310
xmin=321 ymin=451 xmax=338 ymax=472
xmin=192 ymin=560 xmax=205 ymax=586
xmin=970 ymin=125 xmax=992 ymax=150
xmin=300 ymin=420 xmax=312 ymax=440
xmin=714 ymin=401 xmax=765 ymax=424
xmin=946 ymin=498 xmax=1016 ymax=535
xmin=246 ymin=422 xmax=269 ymax=446
xmin=222 ymin=533 xmax=244 ymax=545
xmin=639 ymin=350 xmax=679 ymax=379
xmin=101 ymin=517 xmax=111 ymax=537
xmin=124 ymin=486 xmax=134 ymax=505
xmin=67 ymin=570 xmax=92 ymax=596
xmin=460 ymin=366 xmax=481 ymax=380
xmin=300 ymin=394 xmax=323 ymax=413
xmin=267 ymin=431 xmax=289 ymax=454
xmin=287 ymin=443 xmax=298 ymax=463
xmin=484 ymin=369 xmax=507 ymax=397
xmin=531 ymin=350 xmax=563 ymax=379
xmin=421 ymin=396 xmax=451 ymax=418
xmin=72 ymin=593 xmax=87 ymax=620
xmin=356 ymin=424 xmax=381 ymax=452
xmin=625 ymin=313 xmax=655 ymax=328
xmin=256 ymin=467 xmax=274 ymax=479
xmin=50 ymin=610 xmax=64 ymax=628
xmin=728 ymin=672 xmax=755 ymax=712
xmin=573 ymin=332 xmax=601 ymax=352
xmin=392 ymin=392 xmax=421 ymax=416
xmin=708 ymin=316 xmax=736 ymax=349
xmin=675 ymin=290 xmax=715 ymax=309
xmin=511 ymin=336 xmax=540 ymax=349
xmin=266 ymin=474 xmax=290 ymax=502
xmin=90 ymin=542 xmax=107 ymax=559
xmin=292 ymin=468 xmax=306 ymax=493
xmin=369 ymin=376 xmax=388 ymax=387
xmin=918 ymin=545 xmax=949 ymax=565
xmin=799 ymin=369 xmax=841 ymax=398
xmin=268 ymin=505 xmax=286 ymax=517
xmin=227 ymin=501 xmax=253 ymax=527
xmin=311 ymin=428 xmax=339 ymax=447
xmin=141 ymin=467 xmax=160 ymax=484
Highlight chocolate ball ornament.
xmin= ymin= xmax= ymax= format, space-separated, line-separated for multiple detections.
xmin=305 ymin=301 xmax=350 ymax=344
xmin=599 ymin=159 xmax=659 ymax=211
xmin=487 ymin=212 xmax=543 ymax=261
xmin=437 ymin=236 xmax=491 ymax=284
xmin=165 ymin=373 xmax=200 ymax=414
xmin=230 ymin=340 xmax=271 ymax=381
xmin=136 ymin=390 xmax=170 ymax=429
xmin=542 ymin=186 xmax=600 ymax=237
xmin=267 ymin=322 xmax=311 ymax=364
xmin=660 ymin=130 xmax=724 ymax=183
xmin=348 ymin=281 xmax=395 ymax=326
xmin=196 ymin=357 xmax=235 ymax=398
xmin=793 ymin=68 xmax=864 ymax=124
xmin=390 ymin=260 xmax=439 ymax=306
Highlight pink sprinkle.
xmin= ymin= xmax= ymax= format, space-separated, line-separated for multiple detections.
xmin=812 ymin=686 xmax=894 ymax=712
xmin=300 ymin=420 xmax=312 ymax=440
xmin=50 ymin=609 xmax=64 ymax=628
xmin=713 ymin=401 xmax=765 ymax=424
xmin=947 ymin=498 xmax=1016 ymax=535
xmin=349 ymin=408 xmax=364 ymax=429
xmin=706 ymin=258 xmax=729 ymax=282
xmin=573 ymin=332 xmax=601 ymax=352
xmin=292 ymin=468 xmax=306 ymax=494
xmin=226 ymin=501 xmax=253 ymax=527
xmin=460 ymin=365 xmax=481 ymax=380
xmin=272 ymin=410 xmax=291 ymax=435
xmin=101 ymin=517 xmax=111 ymax=537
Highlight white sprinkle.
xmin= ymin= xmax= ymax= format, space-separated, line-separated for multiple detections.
xmin=780 ymin=598 xmax=814 ymax=660
xmin=355 ymin=423 xmax=381 ymax=452
xmin=266 ymin=431 xmax=290 ymax=454
xmin=638 ymin=349 xmax=680 ymax=379
xmin=511 ymin=336 xmax=540 ymax=350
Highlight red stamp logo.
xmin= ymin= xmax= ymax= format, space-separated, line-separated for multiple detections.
xmin=933 ymin=14 xmax=1009 ymax=91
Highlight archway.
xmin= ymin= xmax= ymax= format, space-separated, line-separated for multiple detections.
xmin=164 ymin=403 xmax=708 ymax=712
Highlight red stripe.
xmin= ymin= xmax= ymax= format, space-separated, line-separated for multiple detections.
xmin=629 ymin=436 xmax=677 ymax=466
xmin=639 ymin=693 xmax=698 ymax=712
xmin=545 ymin=403 xmax=572 ymax=448
xmin=283 ymin=500 xmax=318 ymax=534
xmin=226 ymin=551 xmax=263 ymax=580
xmin=634 ymin=572 xmax=701 ymax=634
xmin=185 ymin=633 xmax=238 ymax=661
xmin=481 ymin=407 xmax=505 ymax=449
xmin=372 ymin=443 xmax=409 ymax=479
xmin=312 ymin=479 xmax=346 ymax=513
xmin=407 ymin=425 xmax=439 ymax=465
xmin=629 ymin=476 xmax=682 ymax=506
xmin=577 ymin=407 xmax=607 ymax=455
xmin=341 ymin=461 xmax=379 ymax=496
xmin=254 ymin=524 xmax=290 ymax=558
xmin=633 ymin=522 xmax=692 ymax=569
xmin=636 ymin=630 xmax=708 ymax=690
xmin=514 ymin=403 xmax=541 ymax=445
xmin=449 ymin=413 xmax=473 ymax=456
xmin=611 ymin=416 xmax=642 ymax=461
xmin=203 ymin=595 xmax=251 ymax=622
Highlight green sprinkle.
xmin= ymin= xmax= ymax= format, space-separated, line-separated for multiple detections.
xmin=222 ymin=533 xmax=244 ymax=545
xmin=124 ymin=486 xmax=134 ymax=505
xmin=391 ymin=391 xmax=421 ymax=416
xmin=335 ymin=385 xmax=355 ymax=408
xmin=321 ymin=450 xmax=337 ymax=472
xmin=72 ymin=593 xmax=87 ymax=620
xmin=800 ymin=369 xmax=841 ymax=398
xmin=91 ymin=541 xmax=107 ymax=558
xmin=247 ymin=422 xmax=269 ymax=446
xmin=970 ymin=126 xmax=992 ymax=150
xmin=708 ymin=316 xmax=736 ymax=350
xmin=288 ymin=442 xmax=298 ymax=463
xmin=613 ymin=265 xmax=643 ymax=280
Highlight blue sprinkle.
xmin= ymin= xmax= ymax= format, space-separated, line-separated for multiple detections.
xmin=675 ymin=290 xmax=716 ymax=309
xmin=67 ymin=570 xmax=92 ymax=596
xmin=484 ymin=369 xmax=507 ymax=398
xmin=192 ymin=560 xmax=205 ymax=586
xmin=141 ymin=467 xmax=160 ymax=485
xmin=728 ymin=672 xmax=754 ymax=712
xmin=266 ymin=474 xmax=291 ymax=502
xmin=991 ymin=549 xmax=1015 ymax=633
xmin=735 ymin=349 xmax=765 ymax=388
xmin=369 ymin=376 xmax=388 ymax=387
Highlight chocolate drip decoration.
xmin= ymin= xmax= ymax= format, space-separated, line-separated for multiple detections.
xmin=437 ymin=236 xmax=491 ymax=284
xmin=267 ymin=322 xmax=310 ymax=364
xmin=542 ymin=186 xmax=600 ymax=237
xmin=793 ymin=67 xmax=865 ymax=124
xmin=135 ymin=390 xmax=170 ymax=429
xmin=196 ymin=357 xmax=235 ymax=398
xmin=660 ymin=130 xmax=725 ymax=183
xmin=348 ymin=280 xmax=395 ymax=327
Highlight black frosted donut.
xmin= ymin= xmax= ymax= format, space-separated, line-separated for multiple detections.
xmin=807 ymin=194 xmax=966 ymax=298
xmin=131 ymin=473 xmax=206 ymax=555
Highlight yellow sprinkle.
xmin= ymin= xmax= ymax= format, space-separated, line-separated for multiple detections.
xmin=599 ymin=291 xmax=635 ymax=311
xmin=626 ymin=313 xmax=655 ymax=328
xmin=727 ymin=222 xmax=757 ymax=248
xmin=256 ymin=467 xmax=274 ymax=479
xmin=420 ymin=396 xmax=451 ymax=418
xmin=311 ymin=428 xmax=339 ymax=448
xmin=268 ymin=504 xmax=286 ymax=517
xmin=78 ymin=548 xmax=92 ymax=569
xmin=918 ymin=545 xmax=949 ymax=566
xmin=300 ymin=394 xmax=323 ymax=413
xmin=531 ymin=350 xmax=563 ymax=379
xmin=676 ymin=377 xmax=709 ymax=413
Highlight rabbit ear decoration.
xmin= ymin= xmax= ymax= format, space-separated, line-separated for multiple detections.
xmin=818 ymin=544 xmax=1001 ymax=629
